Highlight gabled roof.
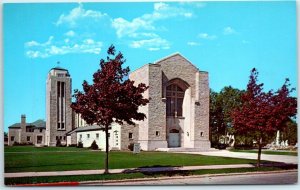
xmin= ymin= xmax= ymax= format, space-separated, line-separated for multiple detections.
xmin=9 ymin=120 xmax=46 ymax=129
xmin=9 ymin=123 xmax=21 ymax=129
xmin=153 ymin=52 xmax=200 ymax=71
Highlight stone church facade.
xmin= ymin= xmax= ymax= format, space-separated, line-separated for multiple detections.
xmin=130 ymin=53 xmax=210 ymax=150
xmin=8 ymin=53 xmax=210 ymax=151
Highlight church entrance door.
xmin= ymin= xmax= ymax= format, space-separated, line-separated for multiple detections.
xmin=169 ymin=132 xmax=180 ymax=147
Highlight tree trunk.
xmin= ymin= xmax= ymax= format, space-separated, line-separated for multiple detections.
xmin=104 ymin=126 xmax=109 ymax=174
xmin=257 ymin=137 xmax=262 ymax=167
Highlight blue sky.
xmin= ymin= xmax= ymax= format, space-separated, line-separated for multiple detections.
xmin=3 ymin=1 xmax=297 ymax=132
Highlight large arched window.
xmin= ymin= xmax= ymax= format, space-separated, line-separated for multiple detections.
xmin=166 ymin=84 xmax=185 ymax=116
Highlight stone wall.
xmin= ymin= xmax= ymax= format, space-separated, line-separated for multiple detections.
xmin=129 ymin=64 xmax=150 ymax=150
xmin=8 ymin=128 xmax=21 ymax=145
xmin=120 ymin=123 xmax=139 ymax=150
xmin=147 ymin=64 xmax=168 ymax=150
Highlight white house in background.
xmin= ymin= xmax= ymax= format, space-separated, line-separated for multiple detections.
xmin=74 ymin=123 xmax=121 ymax=150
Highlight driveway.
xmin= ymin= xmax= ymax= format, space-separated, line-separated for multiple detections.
xmin=178 ymin=150 xmax=298 ymax=164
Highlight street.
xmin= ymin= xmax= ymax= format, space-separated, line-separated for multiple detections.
xmin=82 ymin=170 xmax=298 ymax=185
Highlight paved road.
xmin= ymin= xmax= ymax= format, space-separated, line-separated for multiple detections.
xmin=84 ymin=170 xmax=298 ymax=185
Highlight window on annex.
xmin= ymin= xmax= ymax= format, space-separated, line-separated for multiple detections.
xmin=11 ymin=136 xmax=15 ymax=141
xmin=156 ymin=131 xmax=160 ymax=136
xmin=129 ymin=133 xmax=133 ymax=139
xmin=166 ymin=84 xmax=184 ymax=117
xmin=87 ymin=134 xmax=90 ymax=138
xmin=27 ymin=136 xmax=31 ymax=141
xmin=96 ymin=133 xmax=99 ymax=139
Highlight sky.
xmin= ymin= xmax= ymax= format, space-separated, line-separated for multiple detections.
xmin=3 ymin=1 xmax=297 ymax=132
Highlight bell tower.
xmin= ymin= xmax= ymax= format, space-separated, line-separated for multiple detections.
xmin=46 ymin=66 xmax=72 ymax=146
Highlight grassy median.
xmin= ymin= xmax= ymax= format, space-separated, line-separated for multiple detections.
xmin=5 ymin=166 xmax=296 ymax=185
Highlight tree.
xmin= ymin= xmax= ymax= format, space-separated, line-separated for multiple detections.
xmin=71 ymin=45 xmax=149 ymax=174
xmin=281 ymin=119 xmax=297 ymax=146
xmin=231 ymin=68 xmax=297 ymax=167
xmin=209 ymin=87 xmax=243 ymax=146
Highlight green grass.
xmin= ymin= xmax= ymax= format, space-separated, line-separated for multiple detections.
xmin=5 ymin=167 xmax=292 ymax=185
xmin=4 ymin=146 xmax=89 ymax=152
xmin=229 ymin=149 xmax=298 ymax=156
xmin=5 ymin=146 xmax=264 ymax=173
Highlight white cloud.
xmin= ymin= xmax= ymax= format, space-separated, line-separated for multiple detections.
xmin=187 ymin=41 xmax=200 ymax=46
xmin=64 ymin=30 xmax=76 ymax=37
xmin=129 ymin=37 xmax=170 ymax=51
xmin=223 ymin=26 xmax=236 ymax=35
xmin=179 ymin=1 xmax=206 ymax=8
xmin=198 ymin=33 xmax=217 ymax=40
xmin=25 ymin=37 xmax=102 ymax=58
xmin=55 ymin=4 xmax=108 ymax=27
xmin=25 ymin=36 xmax=54 ymax=47
xmin=112 ymin=2 xmax=193 ymax=38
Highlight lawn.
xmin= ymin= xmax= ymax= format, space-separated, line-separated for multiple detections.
xmin=229 ymin=149 xmax=298 ymax=156
xmin=5 ymin=146 xmax=263 ymax=173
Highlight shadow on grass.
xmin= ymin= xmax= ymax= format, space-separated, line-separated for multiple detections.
xmin=122 ymin=165 xmax=183 ymax=175
xmin=250 ymin=161 xmax=298 ymax=170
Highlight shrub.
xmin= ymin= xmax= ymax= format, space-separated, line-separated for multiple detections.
xmin=128 ymin=143 xmax=134 ymax=151
xmin=90 ymin=140 xmax=99 ymax=150
xmin=56 ymin=139 xmax=61 ymax=147
xmin=77 ymin=141 xmax=83 ymax=148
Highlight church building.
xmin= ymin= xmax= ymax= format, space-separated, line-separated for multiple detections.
xmin=8 ymin=53 xmax=211 ymax=151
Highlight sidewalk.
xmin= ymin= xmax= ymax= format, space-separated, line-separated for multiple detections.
xmin=178 ymin=150 xmax=298 ymax=164
xmin=5 ymin=164 xmax=255 ymax=178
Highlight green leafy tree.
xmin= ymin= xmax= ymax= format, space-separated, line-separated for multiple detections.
xmin=209 ymin=86 xmax=243 ymax=145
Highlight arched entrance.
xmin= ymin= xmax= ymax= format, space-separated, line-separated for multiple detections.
xmin=166 ymin=78 xmax=189 ymax=148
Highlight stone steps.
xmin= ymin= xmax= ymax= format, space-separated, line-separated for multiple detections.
xmin=156 ymin=147 xmax=218 ymax=152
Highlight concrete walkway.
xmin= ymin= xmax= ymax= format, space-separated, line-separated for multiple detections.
xmin=178 ymin=150 xmax=298 ymax=164
xmin=5 ymin=164 xmax=255 ymax=178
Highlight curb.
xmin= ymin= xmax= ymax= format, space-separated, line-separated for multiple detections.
xmin=15 ymin=181 xmax=80 ymax=186
xmin=79 ymin=169 xmax=298 ymax=185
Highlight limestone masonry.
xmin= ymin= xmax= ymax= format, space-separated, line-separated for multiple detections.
xmin=8 ymin=53 xmax=211 ymax=151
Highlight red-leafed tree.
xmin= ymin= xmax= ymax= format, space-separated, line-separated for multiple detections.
xmin=71 ymin=45 xmax=149 ymax=174
xmin=231 ymin=68 xmax=297 ymax=167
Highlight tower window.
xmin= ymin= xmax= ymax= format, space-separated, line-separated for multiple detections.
xmin=200 ymin=132 xmax=204 ymax=137
xmin=129 ymin=133 xmax=133 ymax=139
